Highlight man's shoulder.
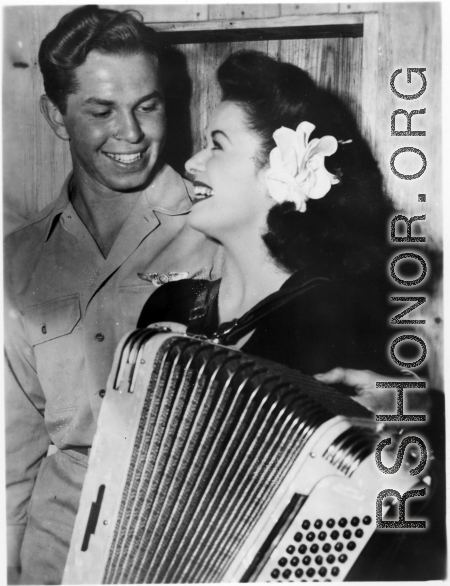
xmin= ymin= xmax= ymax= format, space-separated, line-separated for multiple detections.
xmin=4 ymin=199 xmax=62 ymax=287
xmin=5 ymin=199 xmax=59 ymax=243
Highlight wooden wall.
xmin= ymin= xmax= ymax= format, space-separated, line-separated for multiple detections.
xmin=3 ymin=3 xmax=442 ymax=386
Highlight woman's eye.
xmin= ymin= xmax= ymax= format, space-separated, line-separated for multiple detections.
xmin=212 ymin=141 xmax=222 ymax=151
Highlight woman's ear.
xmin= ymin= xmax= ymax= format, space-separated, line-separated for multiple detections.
xmin=40 ymin=95 xmax=70 ymax=141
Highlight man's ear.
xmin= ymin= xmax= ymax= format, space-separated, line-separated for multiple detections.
xmin=40 ymin=95 xmax=70 ymax=141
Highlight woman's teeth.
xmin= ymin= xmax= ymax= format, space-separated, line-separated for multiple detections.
xmin=193 ymin=185 xmax=214 ymax=199
xmin=105 ymin=152 xmax=143 ymax=164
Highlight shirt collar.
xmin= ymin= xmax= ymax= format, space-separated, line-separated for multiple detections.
xmin=144 ymin=163 xmax=193 ymax=215
xmin=43 ymin=164 xmax=193 ymax=242
xmin=43 ymin=175 xmax=73 ymax=241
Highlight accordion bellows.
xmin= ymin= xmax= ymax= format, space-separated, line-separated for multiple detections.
xmin=63 ymin=326 xmax=419 ymax=583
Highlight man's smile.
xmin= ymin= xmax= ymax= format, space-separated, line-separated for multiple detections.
xmin=103 ymin=150 xmax=147 ymax=165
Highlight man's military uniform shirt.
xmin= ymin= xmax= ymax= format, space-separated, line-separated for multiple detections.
xmin=4 ymin=164 xmax=221 ymax=580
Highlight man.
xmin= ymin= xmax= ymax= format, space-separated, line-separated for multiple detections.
xmin=4 ymin=6 xmax=219 ymax=584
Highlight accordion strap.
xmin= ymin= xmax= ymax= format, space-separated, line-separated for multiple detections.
xmin=188 ymin=276 xmax=329 ymax=345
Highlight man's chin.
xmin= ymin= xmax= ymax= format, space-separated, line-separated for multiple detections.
xmin=106 ymin=167 xmax=159 ymax=194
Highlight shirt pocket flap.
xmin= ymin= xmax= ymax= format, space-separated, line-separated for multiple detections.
xmin=24 ymin=294 xmax=81 ymax=346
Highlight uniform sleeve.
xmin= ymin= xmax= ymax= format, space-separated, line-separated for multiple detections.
xmin=4 ymin=289 xmax=51 ymax=571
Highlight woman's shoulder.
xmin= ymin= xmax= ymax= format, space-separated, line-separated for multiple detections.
xmin=137 ymin=278 xmax=215 ymax=328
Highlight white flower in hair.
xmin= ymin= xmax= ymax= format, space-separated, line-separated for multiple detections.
xmin=265 ymin=121 xmax=339 ymax=212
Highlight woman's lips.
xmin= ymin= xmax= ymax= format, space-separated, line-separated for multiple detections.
xmin=193 ymin=180 xmax=214 ymax=201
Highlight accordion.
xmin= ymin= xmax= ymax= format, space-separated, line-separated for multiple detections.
xmin=63 ymin=325 xmax=421 ymax=583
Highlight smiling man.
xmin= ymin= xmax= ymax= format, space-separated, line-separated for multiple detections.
xmin=4 ymin=6 xmax=219 ymax=584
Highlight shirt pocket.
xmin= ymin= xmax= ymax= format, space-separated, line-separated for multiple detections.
xmin=120 ymin=284 xmax=156 ymax=331
xmin=23 ymin=294 xmax=83 ymax=412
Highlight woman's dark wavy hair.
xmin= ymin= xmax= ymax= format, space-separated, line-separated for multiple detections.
xmin=38 ymin=5 xmax=159 ymax=114
xmin=217 ymin=50 xmax=395 ymax=284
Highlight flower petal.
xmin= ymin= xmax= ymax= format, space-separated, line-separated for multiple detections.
xmin=266 ymin=120 xmax=338 ymax=212
xmin=273 ymin=127 xmax=301 ymax=176
xmin=296 ymin=121 xmax=315 ymax=144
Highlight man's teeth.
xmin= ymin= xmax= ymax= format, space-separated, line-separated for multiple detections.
xmin=194 ymin=186 xmax=214 ymax=198
xmin=106 ymin=152 xmax=143 ymax=163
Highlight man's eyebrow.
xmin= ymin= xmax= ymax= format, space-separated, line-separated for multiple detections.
xmin=83 ymin=91 xmax=164 ymax=107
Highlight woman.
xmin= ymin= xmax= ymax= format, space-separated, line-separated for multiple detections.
xmin=138 ymin=51 xmax=444 ymax=580
xmin=138 ymin=50 xmax=394 ymax=380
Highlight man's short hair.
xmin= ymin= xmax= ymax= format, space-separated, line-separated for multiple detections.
xmin=38 ymin=5 xmax=160 ymax=114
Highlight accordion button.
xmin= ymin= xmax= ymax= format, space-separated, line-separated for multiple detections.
xmin=323 ymin=544 xmax=331 ymax=553
xmin=99 ymin=389 xmax=106 ymax=398
xmin=319 ymin=567 xmax=327 ymax=577
xmin=302 ymin=520 xmax=310 ymax=530
xmin=278 ymin=557 xmax=288 ymax=567
xmin=298 ymin=545 xmax=307 ymax=554
xmin=95 ymin=333 xmax=105 ymax=342
xmin=294 ymin=532 xmax=303 ymax=542
xmin=294 ymin=569 xmax=304 ymax=578
xmin=286 ymin=545 xmax=295 ymax=555
xmin=306 ymin=532 xmax=315 ymax=542
xmin=326 ymin=555 xmax=335 ymax=564
xmin=315 ymin=556 xmax=323 ymax=565
xmin=363 ymin=516 xmax=372 ymax=525
xmin=355 ymin=529 xmax=364 ymax=538
xmin=330 ymin=531 xmax=339 ymax=540
xmin=302 ymin=556 xmax=311 ymax=566
xmin=318 ymin=531 xmax=326 ymax=541
xmin=326 ymin=519 xmax=335 ymax=528
xmin=314 ymin=520 xmax=323 ymax=529
xmin=347 ymin=541 xmax=356 ymax=551
xmin=338 ymin=518 xmax=347 ymax=528
xmin=270 ymin=569 xmax=280 ymax=579
xmin=306 ymin=568 xmax=315 ymax=577
xmin=343 ymin=530 xmax=352 ymax=539
xmin=290 ymin=557 xmax=299 ymax=567
xmin=282 ymin=570 xmax=291 ymax=579
xmin=331 ymin=567 xmax=340 ymax=576
xmin=351 ymin=517 xmax=360 ymax=527
xmin=335 ymin=543 xmax=343 ymax=552
xmin=310 ymin=544 xmax=319 ymax=554
xmin=338 ymin=554 xmax=348 ymax=564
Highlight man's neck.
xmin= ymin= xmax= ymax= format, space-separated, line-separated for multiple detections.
xmin=70 ymin=178 xmax=143 ymax=258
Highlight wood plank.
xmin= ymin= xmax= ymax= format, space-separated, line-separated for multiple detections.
xmin=152 ymin=12 xmax=364 ymax=32
xmin=359 ymin=12 xmax=379 ymax=149
xmin=208 ymin=4 xmax=280 ymax=21
xmin=339 ymin=3 xmax=381 ymax=13
xmin=281 ymin=4 xmax=340 ymax=16
xmin=103 ymin=4 xmax=208 ymax=22
xmin=3 ymin=6 xmax=73 ymax=232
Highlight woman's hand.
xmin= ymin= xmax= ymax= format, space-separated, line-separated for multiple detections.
xmin=314 ymin=368 xmax=400 ymax=414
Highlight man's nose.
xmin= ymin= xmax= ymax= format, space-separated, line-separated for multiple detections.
xmin=113 ymin=112 xmax=144 ymax=143
xmin=185 ymin=149 xmax=208 ymax=176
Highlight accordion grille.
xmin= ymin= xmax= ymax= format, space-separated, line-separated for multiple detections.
xmin=102 ymin=336 xmax=369 ymax=584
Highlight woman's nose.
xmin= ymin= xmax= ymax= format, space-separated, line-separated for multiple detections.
xmin=185 ymin=149 xmax=208 ymax=176
xmin=114 ymin=112 xmax=144 ymax=143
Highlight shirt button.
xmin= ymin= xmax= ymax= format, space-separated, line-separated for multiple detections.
xmin=42 ymin=325 xmax=47 ymax=334
xmin=99 ymin=389 xmax=106 ymax=398
xmin=95 ymin=333 xmax=105 ymax=342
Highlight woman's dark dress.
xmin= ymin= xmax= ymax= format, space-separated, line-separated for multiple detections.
xmin=137 ymin=272 xmax=446 ymax=581
xmin=138 ymin=272 xmax=391 ymax=376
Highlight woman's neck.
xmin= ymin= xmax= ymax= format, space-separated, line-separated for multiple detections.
xmin=218 ymin=236 xmax=292 ymax=324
